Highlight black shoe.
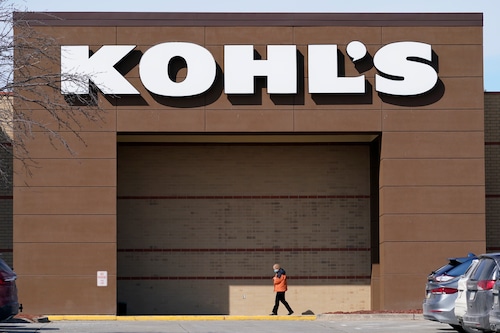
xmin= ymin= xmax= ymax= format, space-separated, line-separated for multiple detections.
xmin=288 ymin=311 xmax=294 ymax=315
xmin=270 ymin=313 xmax=277 ymax=315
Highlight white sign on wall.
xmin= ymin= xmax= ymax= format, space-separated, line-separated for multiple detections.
xmin=61 ymin=41 xmax=438 ymax=98
xmin=97 ymin=271 xmax=108 ymax=287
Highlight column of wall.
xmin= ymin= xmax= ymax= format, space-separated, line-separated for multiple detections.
xmin=12 ymin=26 xmax=119 ymax=314
xmin=13 ymin=118 xmax=118 ymax=314
xmin=378 ymin=26 xmax=486 ymax=309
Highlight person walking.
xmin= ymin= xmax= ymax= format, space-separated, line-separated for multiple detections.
xmin=270 ymin=263 xmax=294 ymax=315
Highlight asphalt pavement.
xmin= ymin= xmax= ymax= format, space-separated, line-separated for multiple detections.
xmin=0 ymin=315 xmax=450 ymax=333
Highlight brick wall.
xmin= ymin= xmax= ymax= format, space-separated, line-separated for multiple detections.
xmin=117 ymin=143 xmax=371 ymax=315
xmin=485 ymin=92 xmax=500 ymax=250
xmin=0 ymin=142 xmax=13 ymax=266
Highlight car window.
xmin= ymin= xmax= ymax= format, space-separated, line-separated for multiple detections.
xmin=471 ymin=258 xmax=497 ymax=280
xmin=0 ymin=259 xmax=14 ymax=274
xmin=465 ymin=259 xmax=479 ymax=277
xmin=0 ymin=259 xmax=15 ymax=280
xmin=493 ymin=267 xmax=500 ymax=280
xmin=445 ymin=261 xmax=473 ymax=276
xmin=433 ymin=263 xmax=455 ymax=276
xmin=432 ymin=259 xmax=473 ymax=277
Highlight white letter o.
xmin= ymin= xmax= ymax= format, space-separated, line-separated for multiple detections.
xmin=139 ymin=42 xmax=216 ymax=97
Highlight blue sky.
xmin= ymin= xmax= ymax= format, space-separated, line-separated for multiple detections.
xmin=12 ymin=0 xmax=500 ymax=91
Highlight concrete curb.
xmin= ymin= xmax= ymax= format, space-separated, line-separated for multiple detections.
xmin=45 ymin=315 xmax=317 ymax=321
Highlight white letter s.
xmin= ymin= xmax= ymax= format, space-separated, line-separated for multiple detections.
xmin=374 ymin=42 xmax=438 ymax=96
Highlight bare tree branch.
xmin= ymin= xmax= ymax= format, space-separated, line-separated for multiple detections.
xmin=0 ymin=2 xmax=106 ymax=186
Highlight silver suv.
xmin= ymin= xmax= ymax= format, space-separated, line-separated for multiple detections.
xmin=423 ymin=253 xmax=477 ymax=332
xmin=463 ymin=253 xmax=500 ymax=332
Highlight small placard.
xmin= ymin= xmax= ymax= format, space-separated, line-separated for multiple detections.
xmin=97 ymin=271 xmax=108 ymax=287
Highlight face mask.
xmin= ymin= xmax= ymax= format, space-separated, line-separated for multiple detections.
xmin=274 ymin=269 xmax=279 ymax=273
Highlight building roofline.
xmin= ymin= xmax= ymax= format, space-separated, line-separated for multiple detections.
xmin=13 ymin=12 xmax=483 ymax=27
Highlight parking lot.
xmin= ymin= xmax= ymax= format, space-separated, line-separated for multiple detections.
xmin=0 ymin=317 xmax=447 ymax=333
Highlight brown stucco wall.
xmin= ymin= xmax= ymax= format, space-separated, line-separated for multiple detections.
xmin=12 ymin=12 xmax=484 ymax=314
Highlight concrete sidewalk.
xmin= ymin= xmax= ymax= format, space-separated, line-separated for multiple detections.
xmin=2 ymin=316 xmax=442 ymax=333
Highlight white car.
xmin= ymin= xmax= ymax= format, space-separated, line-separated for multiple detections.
xmin=455 ymin=258 xmax=480 ymax=333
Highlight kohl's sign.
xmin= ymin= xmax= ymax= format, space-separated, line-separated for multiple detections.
xmin=60 ymin=41 xmax=438 ymax=98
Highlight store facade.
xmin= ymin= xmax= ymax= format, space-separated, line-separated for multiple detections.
xmin=12 ymin=12 xmax=485 ymax=315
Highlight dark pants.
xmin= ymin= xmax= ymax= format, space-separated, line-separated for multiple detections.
xmin=272 ymin=291 xmax=293 ymax=314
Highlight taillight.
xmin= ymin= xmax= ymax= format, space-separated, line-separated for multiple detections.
xmin=478 ymin=280 xmax=495 ymax=290
xmin=0 ymin=275 xmax=15 ymax=285
xmin=431 ymin=287 xmax=458 ymax=295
